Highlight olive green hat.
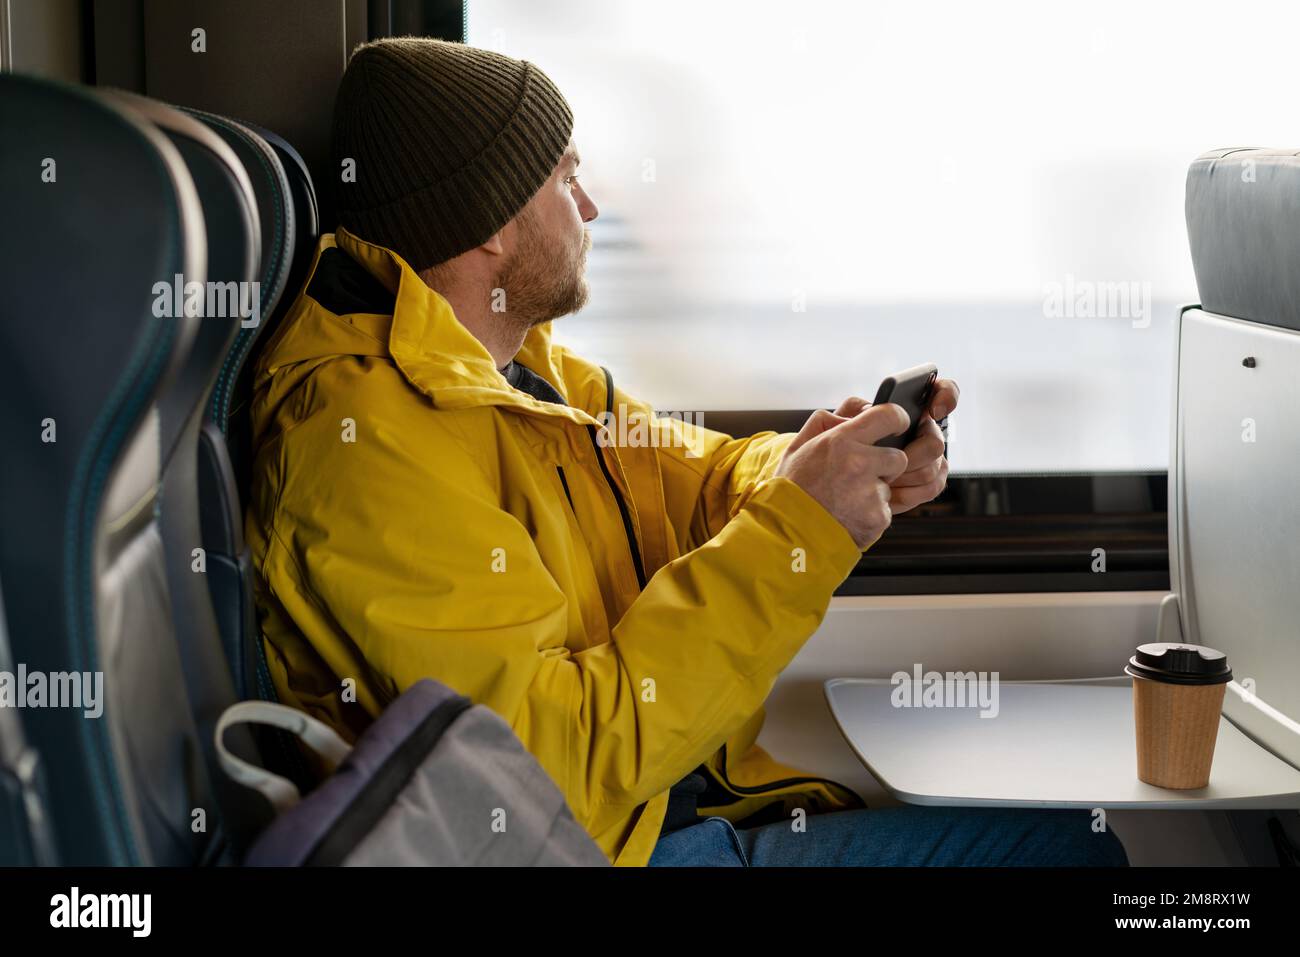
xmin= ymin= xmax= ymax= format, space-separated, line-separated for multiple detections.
xmin=331 ymin=37 xmax=574 ymax=271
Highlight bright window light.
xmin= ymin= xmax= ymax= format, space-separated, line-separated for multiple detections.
xmin=468 ymin=0 xmax=1300 ymax=472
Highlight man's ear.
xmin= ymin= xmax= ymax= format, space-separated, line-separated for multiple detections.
xmin=479 ymin=229 xmax=505 ymax=256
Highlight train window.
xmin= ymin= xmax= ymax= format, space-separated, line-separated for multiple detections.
xmin=468 ymin=0 xmax=1300 ymax=474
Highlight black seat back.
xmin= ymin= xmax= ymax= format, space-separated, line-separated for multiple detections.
xmin=100 ymin=90 xmax=272 ymax=854
xmin=211 ymin=118 xmax=320 ymax=507
xmin=179 ymin=112 xmax=320 ymax=792
xmin=176 ymin=110 xmax=299 ymax=704
xmin=0 ymin=74 xmax=211 ymax=864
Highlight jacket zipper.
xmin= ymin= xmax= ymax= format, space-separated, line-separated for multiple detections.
xmin=587 ymin=425 xmax=647 ymax=590
xmin=587 ymin=367 xmax=648 ymax=591
xmin=555 ymin=466 xmax=575 ymax=512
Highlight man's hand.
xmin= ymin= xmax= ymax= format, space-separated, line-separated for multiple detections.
xmin=774 ymin=404 xmax=911 ymax=549
xmin=828 ymin=377 xmax=959 ymax=516
xmin=927 ymin=378 xmax=960 ymax=423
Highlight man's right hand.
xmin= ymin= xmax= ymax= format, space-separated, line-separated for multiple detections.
xmin=774 ymin=403 xmax=912 ymax=549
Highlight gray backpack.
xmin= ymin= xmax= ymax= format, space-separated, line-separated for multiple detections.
xmin=216 ymin=679 xmax=609 ymax=866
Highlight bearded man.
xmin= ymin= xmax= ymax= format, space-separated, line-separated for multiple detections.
xmin=245 ymin=37 xmax=1125 ymax=869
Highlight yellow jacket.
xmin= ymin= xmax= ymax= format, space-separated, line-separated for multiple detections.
xmin=246 ymin=227 xmax=866 ymax=865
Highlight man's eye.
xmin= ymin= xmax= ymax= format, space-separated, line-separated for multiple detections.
xmin=565 ymin=174 xmax=580 ymax=187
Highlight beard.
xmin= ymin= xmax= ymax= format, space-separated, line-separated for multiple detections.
xmin=492 ymin=207 xmax=591 ymax=330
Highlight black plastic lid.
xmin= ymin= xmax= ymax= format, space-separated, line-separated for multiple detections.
xmin=1125 ymin=642 xmax=1232 ymax=686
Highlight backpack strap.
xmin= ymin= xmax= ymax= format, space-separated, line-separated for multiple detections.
xmin=216 ymin=701 xmax=352 ymax=812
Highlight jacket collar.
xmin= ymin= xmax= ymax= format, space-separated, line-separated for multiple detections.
xmin=293 ymin=228 xmax=602 ymax=427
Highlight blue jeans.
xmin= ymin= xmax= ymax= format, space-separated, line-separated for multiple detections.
xmin=648 ymin=806 xmax=1129 ymax=866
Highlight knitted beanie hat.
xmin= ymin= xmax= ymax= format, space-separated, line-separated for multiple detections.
xmin=331 ymin=37 xmax=574 ymax=271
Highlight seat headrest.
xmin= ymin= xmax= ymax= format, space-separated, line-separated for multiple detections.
xmin=1186 ymin=148 xmax=1300 ymax=332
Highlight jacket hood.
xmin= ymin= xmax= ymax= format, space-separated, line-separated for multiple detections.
xmin=254 ymin=227 xmax=605 ymax=426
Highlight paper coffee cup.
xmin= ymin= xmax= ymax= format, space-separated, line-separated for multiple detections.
xmin=1125 ymin=642 xmax=1232 ymax=790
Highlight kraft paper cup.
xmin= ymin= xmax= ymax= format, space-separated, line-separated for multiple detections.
xmin=1125 ymin=643 xmax=1232 ymax=790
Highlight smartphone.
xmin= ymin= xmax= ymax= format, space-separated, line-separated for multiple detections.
xmin=871 ymin=363 xmax=938 ymax=449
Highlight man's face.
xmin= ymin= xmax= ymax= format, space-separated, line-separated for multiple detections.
xmin=494 ymin=140 xmax=598 ymax=327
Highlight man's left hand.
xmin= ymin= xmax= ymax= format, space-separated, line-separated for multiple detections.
xmin=831 ymin=377 xmax=958 ymax=515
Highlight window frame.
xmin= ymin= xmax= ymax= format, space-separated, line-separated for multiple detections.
xmin=702 ymin=410 xmax=1169 ymax=596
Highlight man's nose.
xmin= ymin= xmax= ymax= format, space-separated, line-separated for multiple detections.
xmin=576 ymin=183 xmax=599 ymax=223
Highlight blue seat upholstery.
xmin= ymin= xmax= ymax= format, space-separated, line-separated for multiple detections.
xmin=0 ymin=74 xmax=216 ymax=864
xmin=179 ymin=110 xmax=320 ymax=792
